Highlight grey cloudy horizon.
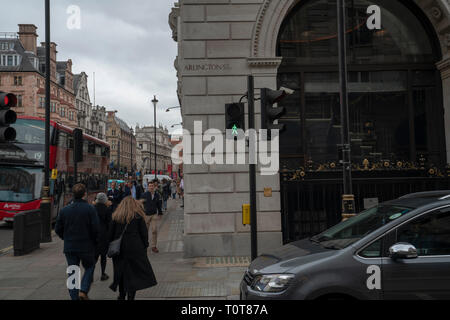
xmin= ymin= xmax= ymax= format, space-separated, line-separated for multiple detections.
xmin=1 ymin=0 xmax=182 ymax=134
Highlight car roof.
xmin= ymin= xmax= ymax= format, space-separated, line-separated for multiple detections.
xmin=384 ymin=190 xmax=450 ymax=209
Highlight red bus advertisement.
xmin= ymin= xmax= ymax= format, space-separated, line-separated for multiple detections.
xmin=0 ymin=116 xmax=110 ymax=224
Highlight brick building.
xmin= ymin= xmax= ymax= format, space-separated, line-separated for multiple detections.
xmin=0 ymin=24 xmax=77 ymax=127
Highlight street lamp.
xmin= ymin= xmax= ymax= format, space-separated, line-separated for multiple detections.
xmin=166 ymin=106 xmax=181 ymax=112
xmin=152 ymin=96 xmax=158 ymax=175
xmin=171 ymin=123 xmax=183 ymax=128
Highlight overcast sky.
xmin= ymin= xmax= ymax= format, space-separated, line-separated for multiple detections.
xmin=2 ymin=0 xmax=182 ymax=134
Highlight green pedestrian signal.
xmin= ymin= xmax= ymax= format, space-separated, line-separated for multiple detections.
xmin=225 ymin=103 xmax=245 ymax=139
xmin=232 ymin=124 xmax=238 ymax=135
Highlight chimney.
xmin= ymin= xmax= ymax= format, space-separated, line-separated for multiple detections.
xmin=40 ymin=41 xmax=58 ymax=81
xmin=18 ymin=24 xmax=38 ymax=54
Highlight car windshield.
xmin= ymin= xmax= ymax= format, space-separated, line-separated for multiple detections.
xmin=310 ymin=205 xmax=413 ymax=249
xmin=0 ymin=167 xmax=44 ymax=203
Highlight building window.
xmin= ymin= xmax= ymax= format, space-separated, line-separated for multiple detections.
xmin=276 ymin=0 xmax=444 ymax=167
xmin=39 ymin=97 xmax=44 ymax=108
xmin=14 ymin=76 xmax=23 ymax=86
xmin=17 ymin=95 xmax=23 ymax=108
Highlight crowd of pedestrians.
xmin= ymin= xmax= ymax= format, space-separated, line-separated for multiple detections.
xmin=55 ymin=175 xmax=184 ymax=301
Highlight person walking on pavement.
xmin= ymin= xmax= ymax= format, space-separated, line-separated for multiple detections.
xmin=124 ymin=177 xmax=143 ymax=200
xmin=107 ymin=181 xmax=121 ymax=211
xmin=108 ymin=196 xmax=157 ymax=300
xmin=55 ymin=183 xmax=100 ymax=301
xmin=161 ymin=179 xmax=169 ymax=211
xmin=93 ymin=193 xmax=113 ymax=281
xmin=141 ymin=182 xmax=162 ymax=253
xmin=170 ymin=180 xmax=177 ymax=200
xmin=153 ymin=179 xmax=163 ymax=212
xmin=179 ymin=176 xmax=184 ymax=208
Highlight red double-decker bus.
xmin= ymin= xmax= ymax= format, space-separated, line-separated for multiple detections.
xmin=0 ymin=116 xmax=110 ymax=224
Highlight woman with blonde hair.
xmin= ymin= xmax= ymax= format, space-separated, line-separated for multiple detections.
xmin=108 ymin=196 xmax=157 ymax=300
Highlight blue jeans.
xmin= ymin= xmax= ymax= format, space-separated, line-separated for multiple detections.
xmin=65 ymin=252 xmax=95 ymax=300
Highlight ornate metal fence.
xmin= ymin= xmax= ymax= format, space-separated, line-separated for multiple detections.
xmin=280 ymin=170 xmax=450 ymax=244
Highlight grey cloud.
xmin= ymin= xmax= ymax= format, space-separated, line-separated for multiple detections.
xmin=1 ymin=0 xmax=181 ymax=132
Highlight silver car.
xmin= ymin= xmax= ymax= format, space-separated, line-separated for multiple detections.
xmin=240 ymin=191 xmax=450 ymax=300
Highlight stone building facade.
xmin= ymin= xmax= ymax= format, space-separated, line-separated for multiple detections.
xmin=73 ymin=73 xmax=107 ymax=141
xmin=135 ymin=125 xmax=173 ymax=175
xmin=106 ymin=111 xmax=136 ymax=175
xmin=0 ymin=24 xmax=77 ymax=128
xmin=171 ymin=0 xmax=450 ymax=257
xmin=91 ymin=105 xmax=107 ymax=141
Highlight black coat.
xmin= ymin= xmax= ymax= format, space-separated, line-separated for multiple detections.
xmin=123 ymin=183 xmax=143 ymax=200
xmin=108 ymin=215 xmax=157 ymax=293
xmin=94 ymin=203 xmax=112 ymax=256
xmin=55 ymin=199 xmax=99 ymax=254
xmin=107 ymin=189 xmax=122 ymax=211
xmin=142 ymin=191 xmax=162 ymax=216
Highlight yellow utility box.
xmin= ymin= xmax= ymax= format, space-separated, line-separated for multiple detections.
xmin=242 ymin=204 xmax=250 ymax=225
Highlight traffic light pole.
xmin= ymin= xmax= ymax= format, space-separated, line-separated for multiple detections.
xmin=337 ymin=0 xmax=355 ymax=220
xmin=40 ymin=0 xmax=52 ymax=243
xmin=248 ymin=75 xmax=258 ymax=261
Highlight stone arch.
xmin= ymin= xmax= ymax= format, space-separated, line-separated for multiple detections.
xmin=251 ymin=0 xmax=450 ymax=61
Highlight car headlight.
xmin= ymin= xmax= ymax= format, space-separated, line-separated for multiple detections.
xmin=251 ymin=274 xmax=295 ymax=293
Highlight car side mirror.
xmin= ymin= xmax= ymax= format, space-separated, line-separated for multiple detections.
xmin=389 ymin=243 xmax=418 ymax=260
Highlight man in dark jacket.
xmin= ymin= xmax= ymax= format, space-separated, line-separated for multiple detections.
xmin=55 ymin=183 xmax=100 ymax=301
xmin=107 ymin=181 xmax=122 ymax=211
xmin=141 ymin=182 xmax=162 ymax=253
xmin=124 ymin=178 xmax=143 ymax=200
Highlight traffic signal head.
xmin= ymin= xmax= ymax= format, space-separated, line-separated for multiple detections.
xmin=0 ymin=92 xmax=17 ymax=142
xmin=261 ymin=88 xmax=293 ymax=136
xmin=225 ymin=103 xmax=245 ymax=138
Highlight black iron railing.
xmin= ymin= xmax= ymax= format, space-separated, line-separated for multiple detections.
xmin=280 ymin=174 xmax=450 ymax=244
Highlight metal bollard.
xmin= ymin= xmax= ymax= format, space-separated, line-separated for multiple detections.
xmin=13 ymin=210 xmax=41 ymax=256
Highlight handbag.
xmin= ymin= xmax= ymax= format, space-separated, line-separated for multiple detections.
xmin=107 ymin=223 xmax=129 ymax=258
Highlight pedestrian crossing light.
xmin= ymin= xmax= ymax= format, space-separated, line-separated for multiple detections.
xmin=225 ymin=103 xmax=245 ymax=139
xmin=260 ymin=87 xmax=294 ymax=139
xmin=0 ymin=91 xmax=17 ymax=143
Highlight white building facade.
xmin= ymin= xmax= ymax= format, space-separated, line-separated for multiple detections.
xmin=135 ymin=125 xmax=173 ymax=175
xmin=171 ymin=0 xmax=450 ymax=257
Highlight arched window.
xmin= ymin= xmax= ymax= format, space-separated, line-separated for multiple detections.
xmin=277 ymin=0 xmax=445 ymax=169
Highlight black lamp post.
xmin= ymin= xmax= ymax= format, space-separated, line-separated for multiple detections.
xmin=152 ymin=96 xmax=158 ymax=176
xmin=40 ymin=0 xmax=52 ymax=243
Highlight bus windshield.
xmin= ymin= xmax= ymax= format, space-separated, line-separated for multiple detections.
xmin=12 ymin=118 xmax=49 ymax=145
xmin=0 ymin=167 xmax=44 ymax=203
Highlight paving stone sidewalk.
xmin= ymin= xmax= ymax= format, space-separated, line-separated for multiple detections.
xmin=0 ymin=199 xmax=247 ymax=300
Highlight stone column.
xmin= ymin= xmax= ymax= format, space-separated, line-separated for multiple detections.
xmin=437 ymin=57 xmax=450 ymax=163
